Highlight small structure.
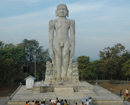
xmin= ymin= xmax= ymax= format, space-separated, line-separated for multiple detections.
xmin=24 ymin=75 xmax=36 ymax=89
xmin=39 ymin=80 xmax=47 ymax=93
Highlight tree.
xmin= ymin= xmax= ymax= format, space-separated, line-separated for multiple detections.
xmin=77 ymin=56 xmax=95 ymax=80
xmin=91 ymin=60 xmax=101 ymax=79
xmin=121 ymin=59 xmax=130 ymax=78
xmin=99 ymin=43 xmax=130 ymax=80
xmin=0 ymin=43 xmax=24 ymax=86
xmin=20 ymin=39 xmax=50 ymax=80
xmin=99 ymin=43 xmax=126 ymax=59
xmin=99 ymin=58 xmax=117 ymax=80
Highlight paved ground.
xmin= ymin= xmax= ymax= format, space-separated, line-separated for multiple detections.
xmin=1 ymin=82 xmax=130 ymax=105
xmin=124 ymin=101 xmax=130 ymax=105
xmin=7 ymin=82 xmax=124 ymax=105
xmin=1 ymin=97 xmax=130 ymax=105
xmin=0 ymin=97 xmax=8 ymax=105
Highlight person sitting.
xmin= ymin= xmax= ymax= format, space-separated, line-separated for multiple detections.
xmin=64 ymin=100 xmax=68 ymax=105
xmin=74 ymin=103 xmax=77 ymax=105
xmin=81 ymin=102 xmax=84 ymax=105
xmin=35 ymin=101 xmax=37 ymax=105
xmin=53 ymin=102 xmax=56 ymax=105
xmin=25 ymin=101 xmax=29 ymax=105
xmin=57 ymin=100 xmax=61 ymax=105
xmin=60 ymin=99 xmax=64 ymax=105
xmin=41 ymin=101 xmax=44 ymax=105
xmin=37 ymin=101 xmax=40 ymax=105
xmin=31 ymin=100 xmax=35 ymax=105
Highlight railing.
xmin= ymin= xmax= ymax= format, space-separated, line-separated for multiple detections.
xmin=87 ymin=80 xmax=130 ymax=84
xmin=9 ymin=83 xmax=22 ymax=100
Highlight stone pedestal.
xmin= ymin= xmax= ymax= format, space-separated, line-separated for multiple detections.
xmin=44 ymin=61 xmax=79 ymax=84
xmin=8 ymin=81 xmax=124 ymax=105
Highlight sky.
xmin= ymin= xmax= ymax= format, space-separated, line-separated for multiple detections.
xmin=0 ymin=0 xmax=130 ymax=60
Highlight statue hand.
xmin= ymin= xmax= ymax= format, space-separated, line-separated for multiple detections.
xmin=50 ymin=50 xmax=54 ymax=60
xmin=69 ymin=51 xmax=74 ymax=64
xmin=70 ymin=51 xmax=74 ymax=59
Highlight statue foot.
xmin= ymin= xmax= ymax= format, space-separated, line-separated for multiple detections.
xmin=56 ymin=77 xmax=61 ymax=82
xmin=62 ymin=77 xmax=68 ymax=81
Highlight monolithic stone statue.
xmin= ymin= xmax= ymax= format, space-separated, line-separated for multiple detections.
xmin=49 ymin=4 xmax=75 ymax=82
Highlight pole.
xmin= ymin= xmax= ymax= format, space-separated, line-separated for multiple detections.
xmin=76 ymin=78 xmax=78 ymax=92
xmin=34 ymin=55 xmax=36 ymax=78
xmin=50 ymin=78 xmax=52 ymax=92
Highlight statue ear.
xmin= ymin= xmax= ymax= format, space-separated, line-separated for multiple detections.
xmin=55 ymin=10 xmax=58 ymax=17
xmin=67 ymin=10 xmax=69 ymax=17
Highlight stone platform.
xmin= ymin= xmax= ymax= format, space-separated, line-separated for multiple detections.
xmin=8 ymin=81 xmax=123 ymax=105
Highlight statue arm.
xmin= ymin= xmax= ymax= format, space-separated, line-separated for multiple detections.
xmin=49 ymin=20 xmax=54 ymax=61
xmin=70 ymin=20 xmax=75 ymax=63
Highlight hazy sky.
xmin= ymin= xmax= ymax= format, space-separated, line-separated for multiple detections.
xmin=0 ymin=0 xmax=130 ymax=60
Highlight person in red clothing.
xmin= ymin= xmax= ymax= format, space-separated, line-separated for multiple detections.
xmin=25 ymin=101 xmax=29 ymax=105
xmin=55 ymin=97 xmax=59 ymax=104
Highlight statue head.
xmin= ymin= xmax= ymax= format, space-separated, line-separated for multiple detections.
xmin=55 ymin=4 xmax=69 ymax=17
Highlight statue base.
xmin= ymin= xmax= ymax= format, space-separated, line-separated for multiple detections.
xmin=8 ymin=81 xmax=123 ymax=105
xmin=44 ymin=61 xmax=79 ymax=84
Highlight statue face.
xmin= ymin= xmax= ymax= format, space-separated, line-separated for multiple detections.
xmin=56 ymin=4 xmax=68 ymax=17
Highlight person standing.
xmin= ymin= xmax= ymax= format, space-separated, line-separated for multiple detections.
xmin=120 ymin=90 xmax=122 ymax=97
xmin=56 ymin=97 xmax=59 ymax=104
xmin=126 ymin=89 xmax=129 ymax=96
xmin=49 ymin=99 xmax=53 ymax=105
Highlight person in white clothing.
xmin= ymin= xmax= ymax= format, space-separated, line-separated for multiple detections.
xmin=84 ymin=99 xmax=89 ymax=105
xmin=126 ymin=89 xmax=129 ymax=96
xmin=57 ymin=100 xmax=61 ymax=105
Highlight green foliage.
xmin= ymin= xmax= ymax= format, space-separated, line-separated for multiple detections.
xmin=77 ymin=43 xmax=130 ymax=80
xmin=19 ymin=39 xmax=50 ymax=80
xmin=1 ymin=40 xmax=130 ymax=86
xmin=0 ymin=39 xmax=50 ymax=87
xmin=0 ymin=43 xmax=24 ymax=86
xmin=99 ymin=43 xmax=130 ymax=80
xmin=77 ymin=56 xmax=96 ymax=80
xmin=121 ymin=59 xmax=130 ymax=77
xmin=99 ymin=43 xmax=126 ymax=59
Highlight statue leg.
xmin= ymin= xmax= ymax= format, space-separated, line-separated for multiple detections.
xmin=62 ymin=40 xmax=70 ymax=81
xmin=54 ymin=43 xmax=62 ymax=82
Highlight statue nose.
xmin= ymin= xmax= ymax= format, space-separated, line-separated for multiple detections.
xmin=60 ymin=10 xmax=64 ymax=12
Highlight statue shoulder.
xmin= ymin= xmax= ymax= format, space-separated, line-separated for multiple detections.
xmin=69 ymin=19 xmax=75 ymax=27
xmin=49 ymin=19 xmax=56 ymax=26
xmin=68 ymin=19 xmax=75 ymax=25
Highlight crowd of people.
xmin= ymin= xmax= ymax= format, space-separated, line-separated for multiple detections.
xmin=25 ymin=100 xmax=45 ymax=105
xmin=25 ymin=97 xmax=90 ymax=105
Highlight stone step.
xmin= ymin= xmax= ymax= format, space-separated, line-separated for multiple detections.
xmin=54 ymin=86 xmax=74 ymax=93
